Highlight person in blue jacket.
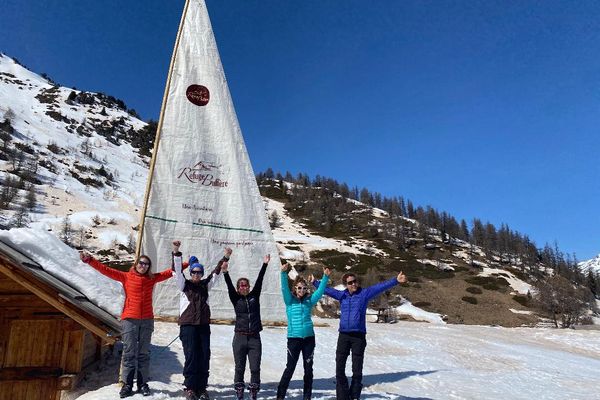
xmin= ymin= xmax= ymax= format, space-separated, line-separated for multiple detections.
xmin=276 ymin=263 xmax=330 ymax=400
xmin=312 ymin=271 xmax=406 ymax=400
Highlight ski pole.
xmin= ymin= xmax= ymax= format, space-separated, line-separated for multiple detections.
xmin=155 ymin=334 xmax=180 ymax=356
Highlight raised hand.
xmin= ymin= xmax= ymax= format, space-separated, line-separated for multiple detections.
xmin=264 ymin=254 xmax=271 ymax=264
xmin=172 ymin=240 xmax=181 ymax=251
xmin=308 ymin=273 xmax=315 ymax=283
xmin=281 ymin=263 xmax=289 ymax=272
xmin=323 ymin=267 xmax=331 ymax=277
xmin=79 ymin=250 xmax=91 ymax=262
xmin=224 ymin=247 xmax=233 ymax=258
xmin=397 ymin=271 xmax=407 ymax=283
xmin=221 ymin=261 xmax=229 ymax=273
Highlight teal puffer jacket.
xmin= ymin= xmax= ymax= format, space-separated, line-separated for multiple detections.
xmin=281 ymin=271 xmax=329 ymax=338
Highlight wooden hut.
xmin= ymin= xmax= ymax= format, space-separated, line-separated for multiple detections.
xmin=0 ymin=239 xmax=120 ymax=400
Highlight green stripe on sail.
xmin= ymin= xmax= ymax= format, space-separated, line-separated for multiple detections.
xmin=192 ymin=222 xmax=263 ymax=234
xmin=145 ymin=215 xmax=263 ymax=234
xmin=146 ymin=215 xmax=178 ymax=223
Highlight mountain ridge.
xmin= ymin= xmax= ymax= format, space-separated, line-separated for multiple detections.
xmin=1 ymin=53 xmax=597 ymax=328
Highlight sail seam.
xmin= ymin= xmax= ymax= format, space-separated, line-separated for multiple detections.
xmin=145 ymin=215 xmax=264 ymax=233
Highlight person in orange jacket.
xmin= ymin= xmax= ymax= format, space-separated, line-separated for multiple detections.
xmin=80 ymin=240 xmax=181 ymax=398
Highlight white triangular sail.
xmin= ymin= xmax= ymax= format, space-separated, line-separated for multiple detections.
xmin=138 ymin=0 xmax=284 ymax=321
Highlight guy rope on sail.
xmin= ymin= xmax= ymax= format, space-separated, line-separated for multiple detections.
xmin=136 ymin=0 xmax=284 ymax=322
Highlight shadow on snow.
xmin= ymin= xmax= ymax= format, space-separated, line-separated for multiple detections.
xmin=205 ymin=370 xmax=438 ymax=399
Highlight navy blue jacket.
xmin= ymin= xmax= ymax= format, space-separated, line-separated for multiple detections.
xmin=313 ymin=277 xmax=398 ymax=333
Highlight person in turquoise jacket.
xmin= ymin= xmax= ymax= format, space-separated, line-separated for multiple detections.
xmin=276 ymin=263 xmax=330 ymax=400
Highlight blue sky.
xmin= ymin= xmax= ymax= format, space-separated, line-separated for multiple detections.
xmin=2 ymin=0 xmax=599 ymax=260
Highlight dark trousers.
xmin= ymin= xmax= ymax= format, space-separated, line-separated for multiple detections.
xmin=277 ymin=336 xmax=316 ymax=399
xmin=335 ymin=332 xmax=367 ymax=400
xmin=180 ymin=324 xmax=211 ymax=392
xmin=232 ymin=333 xmax=262 ymax=385
xmin=120 ymin=318 xmax=154 ymax=387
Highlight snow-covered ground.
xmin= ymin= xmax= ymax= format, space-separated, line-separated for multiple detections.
xmin=479 ymin=267 xmax=532 ymax=295
xmin=71 ymin=319 xmax=600 ymax=400
xmin=3 ymin=226 xmax=600 ymax=400
xmin=265 ymin=197 xmax=387 ymax=262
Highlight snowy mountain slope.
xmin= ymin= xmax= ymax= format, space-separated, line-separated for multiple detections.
xmin=0 ymin=53 xmax=149 ymax=252
xmin=1 ymin=53 xmax=593 ymax=327
xmin=579 ymin=254 xmax=600 ymax=274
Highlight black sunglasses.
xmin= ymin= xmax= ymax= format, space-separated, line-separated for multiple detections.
xmin=190 ymin=270 xmax=203 ymax=275
xmin=138 ymin=261 xmax=150 ymax=266
xmin=345 ymin=279 xmax=357 ymax=285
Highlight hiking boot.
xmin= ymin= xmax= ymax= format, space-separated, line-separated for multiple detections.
xmin=248 ymin=383 xmax=259 ymax=400
xmin=184 ymin=388 xmax=199 ymax=400
xmin=138 ymin=383 xmax=151 ymax=396
xmin=234 ymin=382 xmax=245 ymax=400
xmin=198 ymin=391 xmax=210 ymax=400
xmin=119 ymin=384 xmax=134 ymax=398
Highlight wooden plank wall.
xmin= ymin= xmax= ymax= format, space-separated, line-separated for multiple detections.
xmin=0 ymin=269 xmax=102 ymax=400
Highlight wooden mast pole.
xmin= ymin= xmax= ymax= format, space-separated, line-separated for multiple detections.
xmin=135 ymin=0 xmax=192 ymax=260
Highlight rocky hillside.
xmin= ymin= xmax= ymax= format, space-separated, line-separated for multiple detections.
xmin=260 ymin=179 xmax=542 ymax=326
xmin=0 ymin=53 xmax=153 ymax=259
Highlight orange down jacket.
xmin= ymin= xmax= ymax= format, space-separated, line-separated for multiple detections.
xmin=85 ymin=258 xmax=173 ymax=320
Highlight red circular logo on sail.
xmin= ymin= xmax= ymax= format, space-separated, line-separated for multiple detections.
xmin=186 ymin=85 xmax=210 ymax=106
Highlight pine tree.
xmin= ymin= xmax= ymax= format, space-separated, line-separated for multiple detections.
xmin=359 ymin=188 xmax=370 ymax=205
xmin=60 ymin=215 xmax=73 ymax=245
xmin=11 ymin=206 xmax=29 ymax=228
xmin=77 ymin=227 xmax=86 ymax=249
xmin=0 ymin=175 xmax=19 ymax=209
xmin=3 ymin=108 xmax=15 ymax=123
xmin=269 ymin=210 xmax=282 ymax=229
xmin=589 ymin=271 xmax=599 ymax=298
xmin=127 ymin=233 xmax=136 ymax=253
xmin=26 ymin=185 xmax=36 ymax=211
xmin=406 ymin=200 xmax=415 ymax=219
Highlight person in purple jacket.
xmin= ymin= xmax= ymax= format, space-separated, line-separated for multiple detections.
xmin=312 ymin=271 xmax=407 ymax=400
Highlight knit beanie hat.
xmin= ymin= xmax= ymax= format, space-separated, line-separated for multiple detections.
xmin=190 ymin=262 xmax=204 ymax=275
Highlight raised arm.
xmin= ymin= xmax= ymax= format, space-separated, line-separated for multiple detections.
xmin=312 ymin=278 xmax=344 ymax=301
xmin=80 ymin=251 xmax=126 ymax=283
xmin=251 ymin=254 xmax=270 ymax=296
xmin=154 ymin=241 xmax=181 ymax=283
xmin=206 ymin=247 xmax=232 ymax=291
xmin=221 ymin=261 xmax=239 ymax=305
xmin=309 ymin=268 xmax=331 ymax=306
xmin=280 ymin=263 xmax=293 ymax=305
xmin=154 ymin=268 xmax=174 ymax=283
xmin=363 ymin=272 xmax=405 ymax=300
xmin=173 ymin=252 xmax=186 ymax=292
